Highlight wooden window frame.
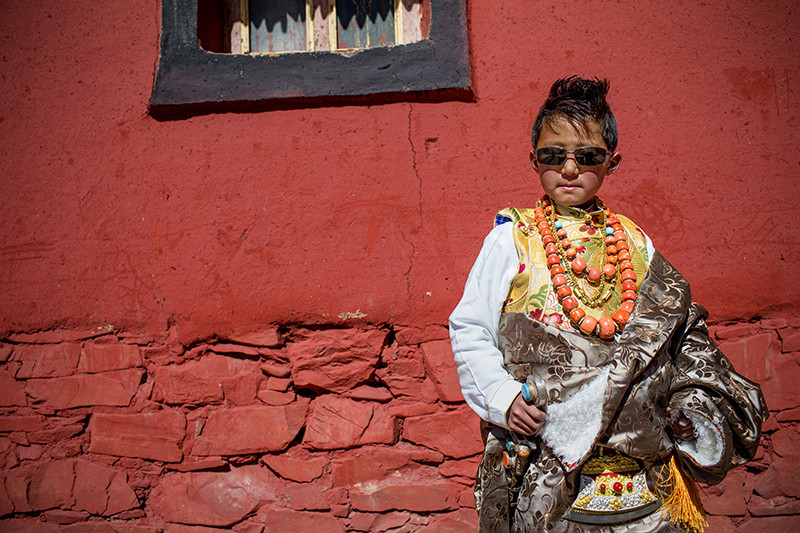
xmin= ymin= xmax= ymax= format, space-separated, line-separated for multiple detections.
xmin=150 ymin=0 xmax=471 ymax=117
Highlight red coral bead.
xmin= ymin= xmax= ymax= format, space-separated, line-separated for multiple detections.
xmin=542 ymin=235 xmax=556 ymax=245
xmin=621 ymin=290 xmax=638 ymax=301
xmin=603 ymin=264 xmax=617 ymax=279
xmin=565 ymin=248 xmax=578 ymax=259
xmin=606 ymin=245 xmax=618 ymax=255
xmin=620 ymin=301 xmax=635 ymax=313
xmin=626 ymin=481 xmax=634 ymax=490
xmin=552 ymin=274 xmax=567 ymax=288
xmin=612 ymin=309 xmax=630 ymax=327
xmin=599 ymin=483 xmax=607 ymax=492
xmin=618 ymin=250 xmax=632 ymax=261
xmin=622 ymin=280 xmax=637 ymax=292
xmin=571 ymin=257 xmax=587 ymax=274
xmin=580 ymin=315 xmax=597 ymax=334
xmin=620 ymin=270 xmax=637 ymax=282
xmin=545 ymin=243 xmax=559 ymax=255
xmin=557 ymin=228 xmax=568 ymax=238
xmin=550 ymin=265 xmax=564 ymax=276
xmin=598 ymin=316 xmax=616 ymax=339
xmin=569 ymin=308 xmax=586 ymax=323
xmin=557 ymin=285 xmax=573 ymax=299
xmin=547 ymin=254 xmax=561 ymax=267
xmin=616 ymin=241 xmax=629 ymax=251
xmin=561 ymin=296 xmax=579 ymax=312
xmin=587 ymin=268 xmax=602 ymax=282
xmin=613 ymin=481 xmax=623 ymax=493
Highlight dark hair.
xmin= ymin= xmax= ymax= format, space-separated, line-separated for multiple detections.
xmin=531 ymin=76 xmax=618 ymax=151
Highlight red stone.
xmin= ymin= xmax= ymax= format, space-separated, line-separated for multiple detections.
xmin=759 ymin=357 xmax=800 ymax=411
xmin=394 ymin=325 xmax=449 ymax=345
xmin=402 ymin=408 xmax=483 ymax=459
xmin=700 ymin=468 xmax=747 ymax=516
xmin=14 ymin=343 xmax=81 ymax=378
xmin=26 ymin=369 xmax=142 ymax=409
xmin=0 ymin=368 xmax=27 ymax=406
xmin=718 ymin=331 xmax=781 ymax=382
xmin=29 ymin=423 xmax=83 ymax=445
xmin=260 ymin=361 xmax=291 ymax=378
xmin=262 ymin=452 xmax=327 ymax=482
xmin=150 ymin=465 xmax=284 ymax=527
xmin=224 ymin=328 xmax=282 ymax=347
xmin=208 ymin=342 xmax=261 ymax=357
xmin=426 ymin=508 xmax=480 ymax=533
xmin=304 ymin=396 xmax=397 ymax=450
xmin=438 ymin=456 xmax=481 ymax=479
xmin=771 ymin=426 xmax=800 ymax=459
xmin=286 ymin=483 xmax=330 ymax=511
xmin=287 ymin=328 xmax=386 ymax=393
xmin=169 ymin=458 xmax=228 ymax=472
xmin=257 ymin=388 xmax=296 ymax=406
xmin=779 ymin=327 xmax=800 ymax=353
xmin=387 ymin=399 xmax=439 ymax=418
xmin=347 ymin=385 xmax=393 ymax=402
xmin=420 ymin=339 xmax=463 ymax=403
xmin=736 ymin=515 xmax=800 ymax=533
xmin=0 ymin=416 xmax=46 ymax=433
xmin=749 ymin=494 xmax=800 ymax=517
xmin=73 ymin=459 xmax=138 ymax=516
xmin=0 ymin=519 xmax=62 ymax=532
xmin=152 ymin=354 xmax=260 ymax=405
xmin=89 ymin=410 xmax=185 ymax=462
xmin=193 ymin=403 xmax=308 ymax=456
xmin=41 ymin=510 xmax=89 ymax=524
xmin=78 ymin=342 xmax=142 ymax=373
xmin=28 ymin=459 xmax=75 ymax=511
xmin=263 ymin=510 xmax=345 ymax=533
xmin=380 ymin=345 xmax=426 ymax=378
xmin=264 ymin=376 xmax=292 ymax=391
xmin=331 ymin=443 xmax=443 ymax=487
xmin=350 ymin=480 xmax=459 ymax=513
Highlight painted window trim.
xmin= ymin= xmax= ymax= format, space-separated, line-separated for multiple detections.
xmin=150 ymin=0 xmax=471 ymax=116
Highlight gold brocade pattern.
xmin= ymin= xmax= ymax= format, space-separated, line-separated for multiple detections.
xmin=497 ymin=200 xmax=649 ymax=330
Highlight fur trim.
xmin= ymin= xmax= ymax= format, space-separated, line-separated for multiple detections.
xmin=540 ymin=366 xmax=610 ymax=468
xmin=675 ymin=410 xmax=723 ymax=466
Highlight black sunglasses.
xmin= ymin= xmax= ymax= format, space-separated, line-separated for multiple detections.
xmin=535 ymin=146 xmax=609 ymax=167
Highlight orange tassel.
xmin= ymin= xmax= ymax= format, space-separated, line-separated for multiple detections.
xmin=657 ymin=454 xmax=707 ymax=533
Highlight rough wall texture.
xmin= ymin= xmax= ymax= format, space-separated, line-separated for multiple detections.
xmin=1 ymin=0 xmax=799 ymax=531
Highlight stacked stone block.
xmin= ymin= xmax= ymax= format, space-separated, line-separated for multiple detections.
xmin=0 ymin=317 xmax=797 ymax=531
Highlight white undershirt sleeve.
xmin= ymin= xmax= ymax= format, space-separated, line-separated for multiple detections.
xmin=449 ymin=222 xmax=522 ymax=427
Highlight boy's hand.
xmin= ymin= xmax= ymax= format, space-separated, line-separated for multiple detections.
xmin=507 ymin=394 xmax=546 ymax=436
xmin=669 ymin=411 xmax=697 ymax=441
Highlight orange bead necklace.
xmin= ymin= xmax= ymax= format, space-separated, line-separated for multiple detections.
xmin=532 ymin=196 xmax=637 ymax=340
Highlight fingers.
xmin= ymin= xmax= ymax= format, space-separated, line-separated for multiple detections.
xmin=669 ymin=411 xmax=697 ymax=441
xmin=507 ymin=394 xmax=547 ymax=436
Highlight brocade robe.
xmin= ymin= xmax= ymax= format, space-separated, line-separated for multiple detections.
xmin=450 ymin=202 xmax=767 ymax=532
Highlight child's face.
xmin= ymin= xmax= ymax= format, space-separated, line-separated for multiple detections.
xmin=530 ymin=118 xmax=621 ymax=208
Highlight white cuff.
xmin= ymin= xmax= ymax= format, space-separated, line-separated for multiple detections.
xmin=488 ymin=378 xmax=524 ymax=428
xmin=675 ymin=410 xmax=724 ymax=467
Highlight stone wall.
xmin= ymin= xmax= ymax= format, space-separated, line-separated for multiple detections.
xmin=1 ymin=316 xmax=798 ymax=531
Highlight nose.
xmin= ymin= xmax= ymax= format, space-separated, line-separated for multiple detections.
xmin=561 ymin=155 xmax=580 ymax=177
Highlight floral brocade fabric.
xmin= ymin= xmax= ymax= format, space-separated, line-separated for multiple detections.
xmin=474 ymin=252 xmax=768 ymax=533
xmin=496 ymin=201 xmax=649 ymax=328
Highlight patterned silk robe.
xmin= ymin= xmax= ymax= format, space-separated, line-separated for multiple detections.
xmin=461 ymin=204 xmax=767 ymax=532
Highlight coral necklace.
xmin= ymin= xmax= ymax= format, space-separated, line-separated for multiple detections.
xmin=532 ymin=196 xmax=637 ymax=340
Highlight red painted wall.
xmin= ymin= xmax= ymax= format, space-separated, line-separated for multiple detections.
xmin=1 ymin=1 xmax=799 ymax=531
xmin=1 ymin=1 xmax=798 ymax=338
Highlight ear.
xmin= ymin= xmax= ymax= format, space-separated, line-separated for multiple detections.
xmin=529 ymin=150 xmax=539 ymax=171
xmin=607 ymin=152 xmax=622 ymax=174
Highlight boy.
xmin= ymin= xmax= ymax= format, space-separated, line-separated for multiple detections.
xmin=450 ymin=77 xmax=767 ymax=532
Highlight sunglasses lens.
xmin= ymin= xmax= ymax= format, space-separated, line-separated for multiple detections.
xmin=536 ymin=148 xmax=566 ymax=165
xmin=575 ymin=147 xmax=608 ymax=166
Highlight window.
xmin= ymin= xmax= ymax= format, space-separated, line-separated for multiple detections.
xmin=214 ymin=0 xmax=427 ymax=54
xmin=152 ymin=0 xmax=470 ymax=116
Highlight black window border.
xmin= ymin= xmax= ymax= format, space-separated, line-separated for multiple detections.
xmin=150 ymin=0 xmax=472 ymax=117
